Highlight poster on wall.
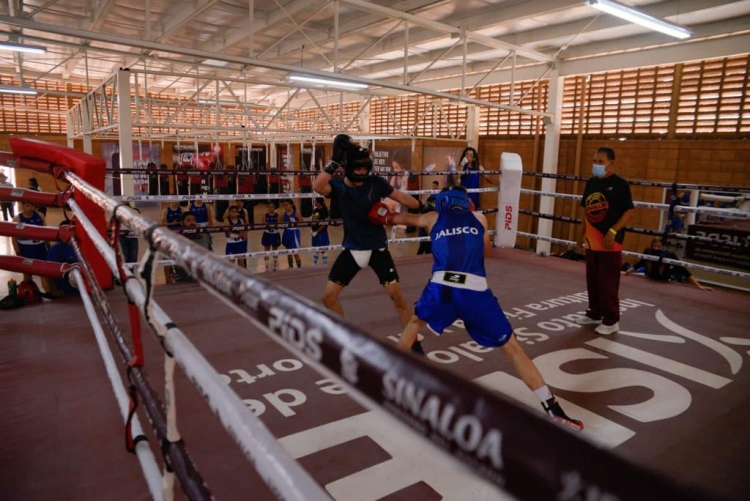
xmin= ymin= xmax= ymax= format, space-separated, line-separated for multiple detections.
xmin=172 ymin=144 xmax=223 ymax=195
xmin=236 ymin=145 xmax=267 ymax=196
xmin=371 ymin=145 xmax=411 ymax=212
xmin=102 ymin=142 xmax=160 ymax=196
xmin=421 ymin=146 xmax=466 ymax=200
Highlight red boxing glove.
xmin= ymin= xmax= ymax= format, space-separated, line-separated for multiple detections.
xmin=368 ymin=202 xmax=396 ymax=225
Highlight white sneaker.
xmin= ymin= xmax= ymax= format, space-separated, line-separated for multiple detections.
xmin=595 ymin=322 xmax=620 ymax=335
xmin=574 ymin=315 xmax=602 ymax=325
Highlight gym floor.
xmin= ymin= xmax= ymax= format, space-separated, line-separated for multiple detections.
xmin=1 ymin=245 xmax=748 ymax=500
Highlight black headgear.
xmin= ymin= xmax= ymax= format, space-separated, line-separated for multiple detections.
xmin=344 ymin=145 xmax=373 ymax=182
xmin=435 ymin=187 xmax=471 ymax=214
xmin=330 ymin=133 xmax=372 ymax=182
xmin=332 ymin=134 xmax=354 ymax=165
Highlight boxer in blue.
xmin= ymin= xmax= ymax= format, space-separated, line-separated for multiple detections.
xmin=369 ymin=185 xmax=584 ymax=431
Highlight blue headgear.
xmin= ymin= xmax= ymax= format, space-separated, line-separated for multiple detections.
xmin=435 ymin=188 xmax=471 ymax=213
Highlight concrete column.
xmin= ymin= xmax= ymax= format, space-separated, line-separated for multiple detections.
xmin=466 ymin=105 xmax=480 ymax=147
xmin=117 ymin=69 xmax=135 ymax=196
xmin=536 ymin=68 xmax=563 ymax=255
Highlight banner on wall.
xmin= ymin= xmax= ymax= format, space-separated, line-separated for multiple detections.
xmin=102 ymin=142 xmax=160 ymax=196
xmin=236 ymin=145 xmax=267 ymax=195
xmin=422 ymin=145 xmax=466 ymax=200
xmin=172 ymin=144 xmax=223 ymax=194
xmin=371 ymin=146 xmax=411 ymax=214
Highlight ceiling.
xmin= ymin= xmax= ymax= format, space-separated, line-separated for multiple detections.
xmin=1 ymin=0 xmax=749 ymax=124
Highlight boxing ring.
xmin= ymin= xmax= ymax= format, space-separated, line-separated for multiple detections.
xmin=1 ymin=139 xmax=749 ymax=501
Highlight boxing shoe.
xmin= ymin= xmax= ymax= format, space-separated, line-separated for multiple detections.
xmin=574 ymin=314 xmax=601 ymax=325
xmin=543 ymin=398 xmax=584 ymax=431
xmin=411 ymin=340 xmax=425 ymax=355
xmin=595 ymin=322 xmax=620 ymax=335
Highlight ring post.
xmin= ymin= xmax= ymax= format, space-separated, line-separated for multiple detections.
xmin=9 ymin=137 xmax=112 ymax=289
xmin=496 ymin=152 xmax=522 ymax=248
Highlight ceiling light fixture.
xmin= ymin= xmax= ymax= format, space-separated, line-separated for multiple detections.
xmin=587 ymin=0 xmax=691 ymax=39
xmin=0 ymin=84 xmax=38 ymax=95
xmin=289 ymin=75 xmax=368 ymax=90
xmin=0 ymin=41 xmax=47 ymax=54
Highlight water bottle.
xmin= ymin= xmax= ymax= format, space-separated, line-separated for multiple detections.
xmin=8 ymin=278 xmax=17 ymax=296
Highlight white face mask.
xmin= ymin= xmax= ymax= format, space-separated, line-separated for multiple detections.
xmin=592 ymin=164 xmax=606 ymax=178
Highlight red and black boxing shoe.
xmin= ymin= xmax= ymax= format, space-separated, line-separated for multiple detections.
xmin=542 ymin=397 xmax=584 ymax=431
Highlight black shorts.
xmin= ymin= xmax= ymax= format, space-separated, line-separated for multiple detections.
xmin=328 ymin=249 xmax=400 ymax=287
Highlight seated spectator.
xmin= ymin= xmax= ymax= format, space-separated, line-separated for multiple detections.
xmin=172 ymin=211 xmax=212 ymax=283
xmin=12 ymin=202 xmax=48 ymax=283
xmin=623 ymin=237 xmax=712 ymax=291
xmin=45 ymin=220 xmax=79 ymax=297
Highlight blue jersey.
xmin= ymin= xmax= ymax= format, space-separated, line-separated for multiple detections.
xmin=283 ymin=208 xmax=298 ymax=225
xmin=282 ymin=209 xmax=301 ymax=249
xmin=264 ymin=212 xmax=279 ymax=232
xmin=17 ymin=211 xmax=48 ymax=259
xmin=166 ymin=206 xmax=183 ymax=228
xmin=329 ymin=176 xmax=394 ymax=250
xmin=47 ymin=242 xmax=79 ymax=295
xmin=190 ymin=202 xmax=209 ymax=226
xmin=262 ymin=212 xmax=281 ymax=248
xmin=417 ymin=208 xmax=512 ymax=348
xmin=430 ymin=209 xmax=486 ymax=278
xmin=225 ymin=211 xmax=246 ymax=239
xmin=460 ymin=164 xmax=481 ymax=207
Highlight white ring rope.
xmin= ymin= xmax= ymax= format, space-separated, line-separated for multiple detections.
xmin=111 ymin=187 xmax=496 ymax=203
xmin=57 ymin=168 xmax=712 ymax=500
xmin=67 ymin=198 xmax=330 ymax=501
xmin=521 ymin=189 xmax=750 ymax=218
xmin=517 ymin=232 xmax=750 ymax=280
xmin=70 ymin=267 xmax=164 ymax=501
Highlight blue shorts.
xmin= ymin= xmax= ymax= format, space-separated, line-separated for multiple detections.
xmin=282 ymin=230 xmax=300 ymax=249
xmin=225 ymin=240 xmax=247 ymax=256
xmin=415 ymin=282 xmax=512 ymax=347
xmin=312 ymin=231 xmax=330 ymax=248
xmin=19 ymin=242 xmax=49 ymax=261
xmin=261 ymin=232 xmax=281 ymax=248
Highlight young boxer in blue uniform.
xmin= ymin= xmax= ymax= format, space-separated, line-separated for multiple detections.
xmin=281 ymin=199 xmax=302 ymax=269
xmin=189 ymin=199 xmax=213 ymax=250
xmin=162 ymin=202 xmax=183 ymax=230
xmin=12 ymin=202 xmax=49 ymax=283
xmin=261 ymin=202 xmax=281 ymax=272
xmin=224 ymin=205 xmax=248 ymax=268
xmin=313 ymin=134 xmax=425 ymax=327
xmin=189 ymin=199 xmax=212 ymax=227
xmin=310 ymin=197 xmax=330 ymax=266
xmin=369 ymin=185 xmax=584 ymax=431
xmin=451 ymin=147 xmax=494 ymax=209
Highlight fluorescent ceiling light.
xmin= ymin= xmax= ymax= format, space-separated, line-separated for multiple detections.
xmin=0 ymin=41 xmax=47 ymax=54
xmin=587 ymin=0 xmax=691 ymax=39
xmin=0 ymin=84 xmax=38 ymax=95
xmin=202 ymin=59 xmax=228 ymax=67
xmin=289 ymin=75 xmax=368 ymax=90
